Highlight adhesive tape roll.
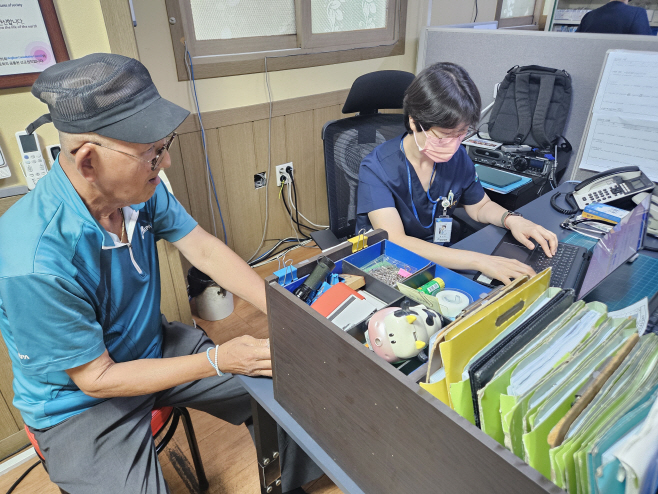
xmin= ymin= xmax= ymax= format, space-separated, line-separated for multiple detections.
xmin=436 ymin=290 xmax=470 ymax=319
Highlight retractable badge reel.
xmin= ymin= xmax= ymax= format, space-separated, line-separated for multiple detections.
xmin=434 ymin=191 xmax=454 ymax=244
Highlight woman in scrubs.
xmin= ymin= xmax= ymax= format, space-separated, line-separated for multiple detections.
xmin=356 ymin=62 xmax=557 ymax=285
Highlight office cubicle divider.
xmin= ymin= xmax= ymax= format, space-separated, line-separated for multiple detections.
xmin=416 ymin=28 xmax=658 ymax=181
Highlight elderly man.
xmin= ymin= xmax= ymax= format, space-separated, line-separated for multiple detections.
xmin=0 ymin=54 xmax=321 ymax=493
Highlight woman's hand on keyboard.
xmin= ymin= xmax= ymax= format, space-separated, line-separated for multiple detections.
xmin=506 ymin=216 xmax=558 ymax=257
xmin=476 ymin=255 xmax=536 ymax=286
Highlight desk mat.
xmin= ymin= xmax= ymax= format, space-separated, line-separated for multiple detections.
xmin=584 ymin=253 xmax=658 ymax=311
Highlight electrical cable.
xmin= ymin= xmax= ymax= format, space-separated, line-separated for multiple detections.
xmin=281 ymin=186 xmax=314 ymax=239
xmin=250 ymin=240 xmax=313 ymax=268
xmin=289 ymin=170 xmax=304 ymax=236
xmin=184 ymin=45 xmax=228 ymax=243
xmin=287 ymin=170 xmax=329 ymax=229
xmin=5 ymin=460 xmax=41 ymax=494
xmin=551 ymin=191 xmax=579 ymax=215
xmin=0 ymin=443 xmax=31 ymax=464
xmin=290 ymin=179 xmax=320 ymax=234
xmin=473 ymin=0 xmax=479 ymax=22
xmin=248 ymin=237 xmax=303 ymax=266
xmin=247 ymin=56 xmax=275 ymax=264
xmin=285 ymin=185 xmax=320 ymax=235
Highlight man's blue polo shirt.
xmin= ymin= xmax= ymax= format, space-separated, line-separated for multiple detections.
xmin=356 ymin=134 xmax=485 ymax=242
xmin=0 ymin=159 xmax=197 ymax=429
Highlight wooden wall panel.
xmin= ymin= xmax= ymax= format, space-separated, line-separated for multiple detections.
xmin=284 ymin=111 xmax=318 ymax=234
xmin=177 ymin=133 xmax=219 ymax=240
xmin=0 ymin=430 xmax=28 ymax=461
xmin=0 ymin=338 xmax=20 ymax=436
xmin=173 ymin=92 xmax=353 ymax=261
xmin=205 ymin=128 xmax=235 ymax=251
xmin=218 ymin=123 xmax=266 ymax=259
xmin=252 ymin=117 xmax=297 ymax=255
xmin=165 ymin=138 xmax=191 ymax=215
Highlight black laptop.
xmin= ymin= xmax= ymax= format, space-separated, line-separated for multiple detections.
xmin=475 ymin=196 xmax=651 ymax=296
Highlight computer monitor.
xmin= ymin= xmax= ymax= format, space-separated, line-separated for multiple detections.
xmin=578 ymin=195 xmax=651 ymax=299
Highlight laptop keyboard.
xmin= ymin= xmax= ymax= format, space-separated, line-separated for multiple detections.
xmin=530 ymin=243 xmax=580 ymax=288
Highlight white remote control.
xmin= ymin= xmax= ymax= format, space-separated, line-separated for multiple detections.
xmin=0 ymin=144 xmax=10 ymax=180
xmin=15 ymin=131 xmax=48 ymax=190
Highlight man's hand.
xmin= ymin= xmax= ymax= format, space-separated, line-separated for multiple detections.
xmin=215 ymin=336 xmax=272 ymax=377
xmin=506 ymin=216 xmax=558 ymax=258
xmin=475 ymin=253 xmax=536 ymax=286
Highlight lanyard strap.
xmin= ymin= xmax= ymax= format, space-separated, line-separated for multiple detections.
xmin=400 ymin=139 xmax=442 ymax=229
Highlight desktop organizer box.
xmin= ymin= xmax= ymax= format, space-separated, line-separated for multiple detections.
xmin=266 ymin=230 xmax=563 ymax=493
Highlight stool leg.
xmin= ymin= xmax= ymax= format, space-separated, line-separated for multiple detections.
xmin=178 ymin=407 xmax=209 ymax=492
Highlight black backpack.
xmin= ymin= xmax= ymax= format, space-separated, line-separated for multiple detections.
xmin=487 ymin=65 xmax=572 ymax=150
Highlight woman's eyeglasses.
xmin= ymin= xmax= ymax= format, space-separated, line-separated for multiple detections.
xmin=70 ymin=133 xmax=177 ymax=171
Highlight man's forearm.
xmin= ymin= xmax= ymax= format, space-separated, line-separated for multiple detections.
xmin=175 ymin=226 xmax=267 ymax=313
xmin=87 ymin=351 xmax=217 ymax=398
xmin=201 ymin=240 xmax=267 ymax=313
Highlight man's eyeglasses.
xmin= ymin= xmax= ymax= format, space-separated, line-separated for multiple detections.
xmin=70 ymin=133 xmax=177 ymax=171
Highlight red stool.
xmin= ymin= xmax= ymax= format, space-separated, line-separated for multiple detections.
xmin=25 ymin=406 xmax=209 ymax=493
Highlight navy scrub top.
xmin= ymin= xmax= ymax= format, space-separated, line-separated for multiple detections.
xmin=356 ymin=134 xmax=485 ymax=242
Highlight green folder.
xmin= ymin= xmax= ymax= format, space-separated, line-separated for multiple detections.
xmin=549 ymin=335 xmax=658 ymax=494
xmin=451 ymin=289 xmax=561 ymax=425
xmin=479 ymin=301 xmax=586 ymax=445
xmin=521 ymin=324 xmax=632 ymax=479
xmin=502 ymin=303 xmax=607 ymax=458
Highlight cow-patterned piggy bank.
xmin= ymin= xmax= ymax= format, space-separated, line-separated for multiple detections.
xmin=366 ymin=304 xmax=442 ymax=363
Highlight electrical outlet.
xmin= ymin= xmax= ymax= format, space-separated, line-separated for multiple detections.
xmin=254 ymin=172 xmax=267 ymax=189
xmin=276 ymin=162 xmax=293 ymax=186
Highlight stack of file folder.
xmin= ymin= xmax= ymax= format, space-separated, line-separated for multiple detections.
xmin=420 ymin=268 xmax=658 ymax=494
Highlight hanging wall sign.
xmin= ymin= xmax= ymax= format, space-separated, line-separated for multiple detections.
xmin=0 ymin=0 xmax=69 ymax=89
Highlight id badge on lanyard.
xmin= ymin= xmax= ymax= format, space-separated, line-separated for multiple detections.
xmin=433 ymin=192 xmax=454 ymax=244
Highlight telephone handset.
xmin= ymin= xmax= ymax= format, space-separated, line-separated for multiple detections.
xmin=572 ymin=166 xmax=654 ymax=209
xmin=551 ymin=166 xmax=655 ymax=215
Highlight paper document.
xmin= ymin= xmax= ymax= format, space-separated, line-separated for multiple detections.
xmin=592 ymin=51 xmax=658 ymax=118
xmin=579 ymin=116 xmax=658 ymax=181
xmin=609 ymin=298 xmax=650 ymax=336
xmin=579 ymin=50 xmax=658 ymax=181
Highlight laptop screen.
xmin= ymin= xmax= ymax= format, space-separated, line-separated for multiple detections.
xmin=578 ymin=195 xmax=651 ymax=299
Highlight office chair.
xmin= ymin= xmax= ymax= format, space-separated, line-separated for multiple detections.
xmin=322 ymin=70 xmax=484 ymax=241
xmin=24 ymin=406 xmax=209 ymax=493
xmin=322 ymin=70 xmax=414 ymax=240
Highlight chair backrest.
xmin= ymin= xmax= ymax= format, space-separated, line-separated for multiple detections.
xmin=322 ymin=70 xmax=414 ymax=239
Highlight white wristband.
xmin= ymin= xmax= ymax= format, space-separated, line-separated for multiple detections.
xmin=206 ymin=345 xmax=224 ymax=377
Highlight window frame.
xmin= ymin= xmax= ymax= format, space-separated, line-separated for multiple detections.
xmin=165 ymin=0 xmax=406 ymax=80
xmin=495 ymin=0 xmax=546 ymax=29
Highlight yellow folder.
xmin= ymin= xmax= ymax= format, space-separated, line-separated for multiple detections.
xmin=423 ymin=269 xmax=551 ymax=408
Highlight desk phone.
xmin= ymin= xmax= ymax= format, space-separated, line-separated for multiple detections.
xmin=15 ymin=131 xmax=48 ymax=190
xmin=574 ymin=166 xmax=654 ymax=210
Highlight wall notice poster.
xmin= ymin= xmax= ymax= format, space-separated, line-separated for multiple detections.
xmin=0 ymin=1 xmax=56 ymax=76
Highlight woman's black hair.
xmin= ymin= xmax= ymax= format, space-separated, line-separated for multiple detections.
xmin=403 ymin=62 xmax=481 ymax=133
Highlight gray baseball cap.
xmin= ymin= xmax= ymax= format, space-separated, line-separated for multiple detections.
xmin=27 ymin=53 xmax=190 ymax=144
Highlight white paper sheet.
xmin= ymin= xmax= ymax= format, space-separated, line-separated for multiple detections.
xmin=579 ymin=115 xmax=658 ymax=182
xmin=579 ymin=51 xmax=658 ymax=181
xmin=609 ymin=297 xmax=650 ymax=336
xmin=593 ymin=51 xmax=658 ymax=120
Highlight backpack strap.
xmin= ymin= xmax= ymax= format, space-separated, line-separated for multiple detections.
xmin=513 ymin=73 xmax=532 ymax=145
xmin=531 ymin=73 xmax=557 ymax=149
